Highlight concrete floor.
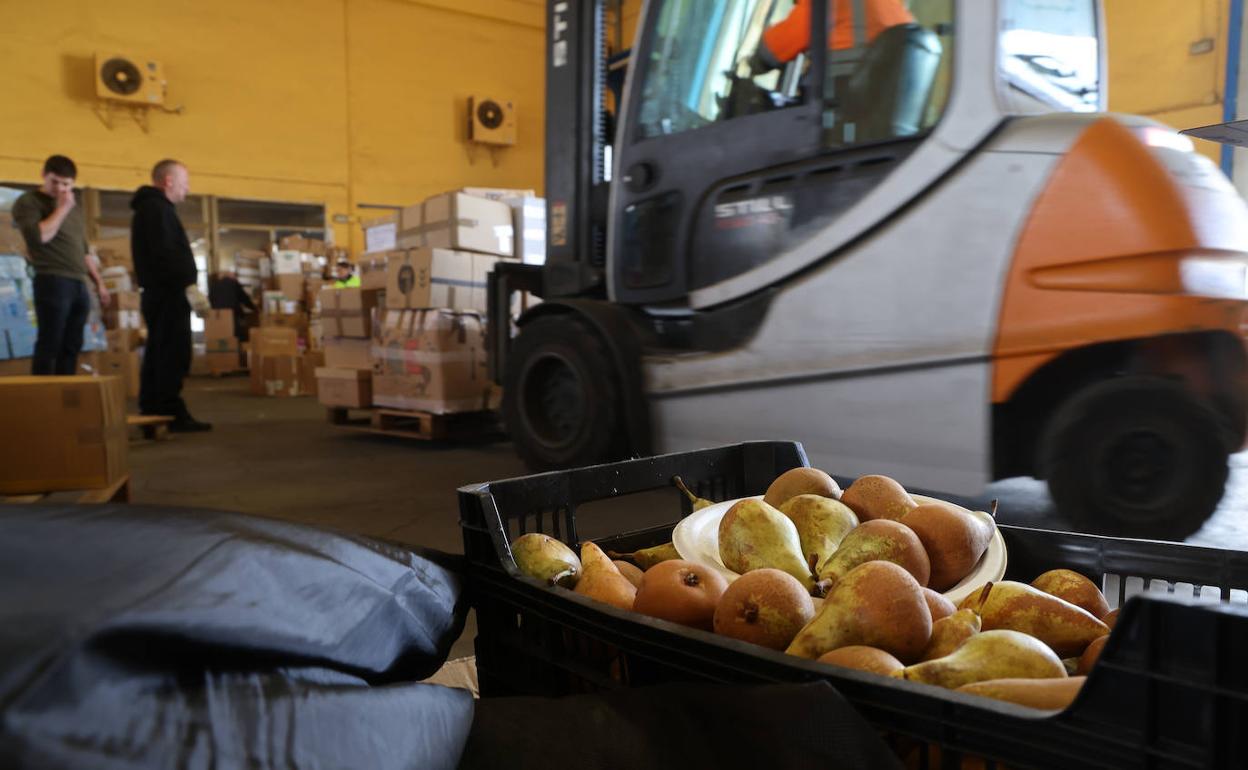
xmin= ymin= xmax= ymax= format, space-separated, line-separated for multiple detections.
xmin=128 ymin=376 xmax=1248 ymax=656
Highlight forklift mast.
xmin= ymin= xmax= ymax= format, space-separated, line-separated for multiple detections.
xmin=542 ymin=0 xmax=611 ymax=297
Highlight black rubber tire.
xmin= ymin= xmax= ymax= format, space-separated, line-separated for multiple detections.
xmin=502 ymin=315 xmax=624 ymax=472
xmin=1040 ymin=376 xmax=1232 ymax=540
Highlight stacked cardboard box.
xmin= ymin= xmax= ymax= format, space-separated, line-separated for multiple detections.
xmin=234 ymin=249 xmax=269 ymax=295
xmin=249 ymin=326 xmax=302 ymax=397
xmin=0 ymin=375 xmax=128 ymax=493
xmin=362 ymin=212 xmax=398 ymax=255
xmin=204 ymin=309 xmax=241 ymax=375
xmin=371 ymin=309 xmax=499 ymax=414
xmin=104 ymin=291 xmax=142 ymax=331
xmin=315 ymin=286 xmax=380 ymax=409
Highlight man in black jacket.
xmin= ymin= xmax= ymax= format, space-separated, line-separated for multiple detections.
xmin=132 ymin=159 xmax=211 ymax=432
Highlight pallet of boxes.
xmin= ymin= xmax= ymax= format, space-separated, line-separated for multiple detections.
xmin=94 ymin=241 xmax=143 ymax=400
xmin=249 ymin=246 xmax=323 ymax=397
xmin=326 ymin=188 xmax=541 ymax=440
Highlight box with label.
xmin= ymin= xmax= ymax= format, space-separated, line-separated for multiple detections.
xmin=319 ymin=287 xmax=379 ymax=338
xmin=272 ymin=250 xmax=303 ymax=276
xmin=371 ymin=309 xmax=498 ymax=414
xmin=275 ymin=273 xmax=305 ymax=301
xmin=316 ymin=367 xmax=372 ymax=408
xmin=386 ymin=248 xmax=486 ymax=311
xmin=363 ymin=212 xmax=398 ymax=254
xmin=397 ymin=192 xmax=514 ymax=257
xmin=323 ymin=337 xmax=373 ymax=370
xmin=204 ymin=309 xmax=236 ymax=351
xmin=99 ymin=350 xmax=141 ymax=399
xmin=0 ymin=376 xmax=127 ymax=494
xmin=249 ymin=326 xmax=299 ymax=358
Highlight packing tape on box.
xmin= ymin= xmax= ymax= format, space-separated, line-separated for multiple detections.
xmin=398 ymin=217 xmax=482 ymax=238
xmin=371 ymin=347 xmax=477 ymax=365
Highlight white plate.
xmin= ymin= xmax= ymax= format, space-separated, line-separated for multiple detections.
xmin=671 ymin=494 xmax=1006 ymax=605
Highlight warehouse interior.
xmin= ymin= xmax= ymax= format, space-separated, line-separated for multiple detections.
xmin=4 ymin=1 xmax=1248 ymax=768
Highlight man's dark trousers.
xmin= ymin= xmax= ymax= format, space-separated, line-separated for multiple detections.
xmin=31 ymin=274 xmax=90 ymax=376
xmin=139 ymin=289 xmax=192 ymax=418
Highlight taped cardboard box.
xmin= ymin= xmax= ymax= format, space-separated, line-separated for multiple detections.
xmin=249 ymin=326 xmax=299 ymax=358
xmin=397 ymin=192 xmax=514 ymax=257
xmin=0 ymin=375 xmax=127 ymax=494
xmin=359 ymin=253 xmax=391 ymax=290
xmin=462 ymin=187 xmax=537 ymax=201
xmin=261 ymin=311 xmax=309 ymax=334
xmin=205 ymin=309 xmax=237 ymax=352
xmin=275 ymin=273 xmax=305 ymax=301
xmin=385 ymin=247 xmax=488 ymax=312
xmin=206 ymin=351 xmax=242 ymax=375
xmin=323 ymin=337 xmax=373 ymax=370
xmin=316 ymin=367 xmax=372 ymax=408
xmin=504 ymin=195 xmax=546 ymax=265
xmin=319 ymin=287 xmax=379 ymax=338
xmin=99 ymin=350 xmax=141 ymax=399
xmin=371 ymin=309 xmax=499 ymax=414
xmin=101 ymin=266 xmax=133 ymax=293
xmin=301 ymin=350 xmax=324 ymax=396
xmin=250 ymin=354 xmax=303 ymax=398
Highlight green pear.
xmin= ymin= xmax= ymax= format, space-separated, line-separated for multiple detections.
xmin=718 ymin=499 xmax=814 ymax=589
xmin=902 ymin=630 xmax=1067 ymax=689
xmin=961 ymin=581 xmax=1109 ymax=657
xmin=673 ymin=476 xmax=714 ymax=510
xmin=779 ymin=494 xmax=858 ymax=574
xmin=817 ymin=519 xmax=931 ymax=588
xmin=786 ymin=561 xmax=932 ymax=662
xmin=511 ymin=533 xmax=580 ymax=588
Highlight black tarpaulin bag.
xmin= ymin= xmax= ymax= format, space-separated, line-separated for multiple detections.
xmin=0 ymin=505 xmax=473 ymax=770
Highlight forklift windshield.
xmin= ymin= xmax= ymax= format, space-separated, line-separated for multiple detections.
xmin=633 ymin=1 xmax=954 ymax=147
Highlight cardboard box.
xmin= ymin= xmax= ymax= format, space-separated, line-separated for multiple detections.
xmin=319 ymin=287 xmax=379 ymax=338
xmin=275 ymin=273 xmax=305 ymax=301
xmin=99 ymin=350 xmax=141 ymax=399
xmin=206 ymin=351 xmax=242 ymax=375
xmin=371 ymin=309 xmax=498 ymax=414
xmin=397 ymin=192 xmax=514 ymax=257
xmin=104 ymin=291 xmax=142 ymax=330
xmin=323 ymin=337 xmax=373 ymax=370
xmin=106 ymin=328 xmax=141 ymax=354
xmin=300 ymin=350 xmax=324 ymax=396
xmin=251 ymin=355 xmax=303 ymax=398
xmin=272 ymin=250 xmax=303 ymax=276
xmin=363 ymin=212 xmax=398 ymax=254
xmin=316 ymin=367 xmax=372 ymax=408
xmin=0 ymin=214 xmax=28 ymax=256
xmin=249 ymin=326 xmax=299 ymax=357
xmin=101 ymin=267 xmax=133 ymax=293
xmin=278 ymin=235 xmax=308 ymax=252
xmin=386 ymin=247 xmax=489 ymax=311
xmin=261 ymin=311 xmax=309 ymax=333
xmin=0 ymin=376 xmax=127 ymax=494
xmin=359 ymin=253 xmax=391 ymax=290
xmin=205 ymin=309 xmax=236 ymax=348
xmin=505 ymin=195 xmax=546 ymax=265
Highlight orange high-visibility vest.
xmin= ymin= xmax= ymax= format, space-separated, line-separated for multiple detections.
xmin=762 ymin=0 xmax=915 ymax=63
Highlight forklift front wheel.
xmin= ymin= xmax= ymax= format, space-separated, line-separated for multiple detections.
xmin=503 ymin=315 xmax=624 ymax=472
xmin=1040 ymin=376 xmax=1231 ymax=540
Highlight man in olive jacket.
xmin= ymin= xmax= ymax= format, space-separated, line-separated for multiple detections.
xmin=131 ymin=159 xmax=211 ymax=432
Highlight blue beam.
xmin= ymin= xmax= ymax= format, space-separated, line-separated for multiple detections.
xmin=1223 ymin=0 xmax=1244 ymax=176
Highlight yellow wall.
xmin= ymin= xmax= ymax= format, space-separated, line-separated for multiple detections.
xmin=0 ymin=0 xmax=546 ymax=255
xmin=1105 ymin=0 xmax=1230 ymax=164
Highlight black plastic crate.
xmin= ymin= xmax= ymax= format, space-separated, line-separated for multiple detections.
xmin=459 ymin=442 xmax=1248 ymax=769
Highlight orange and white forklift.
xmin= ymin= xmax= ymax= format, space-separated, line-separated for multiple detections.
xmin=489 ymin=0 xmax=1248 ymax=539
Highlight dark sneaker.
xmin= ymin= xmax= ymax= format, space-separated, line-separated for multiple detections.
xmin=169 ymin=418 xmax=213 ymax=433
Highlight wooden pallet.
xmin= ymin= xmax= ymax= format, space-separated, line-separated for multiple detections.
xmin=127 ymin=414 xmax=174 ymax=441
xmin=333 ymin=407 xmax=500 ymax=442
xmin=1 ymin=473 xmax=132 ymax=505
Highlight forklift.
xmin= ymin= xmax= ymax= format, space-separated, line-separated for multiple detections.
xmin=488 ymin=0 xmax=1248 ymax=540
